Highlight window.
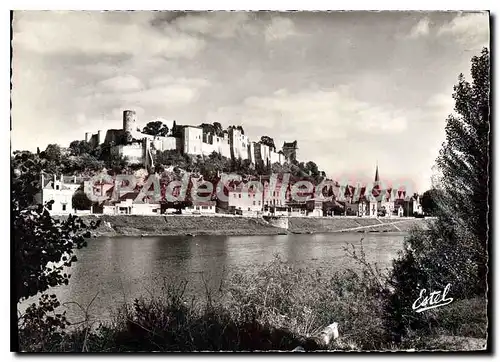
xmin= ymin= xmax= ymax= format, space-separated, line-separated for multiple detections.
xmin=202 ymin=206 xmax=208 ymax=210
xmin=258 ymin=201 xmax=261 ymax=206
xmin=239 ymin=194 xmax=241 ymax=199
xmin=62 ymin=204 xmax=66 ymax=211
xmin=196 ymin=206 xmax=200 ymax=210
xmin=56 ymin=184 xmax=60 ymax=190
xmin=253 ymin=201 xmax=256 ymax=206
xmin=233 ymin=194 xmax=237 ymax=198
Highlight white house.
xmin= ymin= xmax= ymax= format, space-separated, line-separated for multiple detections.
xmin=102 ymin=192 xmax=160 ymax=215
xmin=182 ymin=200 xmax=217 ymax=215
xmin=228 ymin=183 xmax=263 ymax=216
xmin=35 ymin=173 xmax=83 ymax=215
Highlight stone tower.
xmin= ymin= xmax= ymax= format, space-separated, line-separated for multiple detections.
xmin=123 ymin=110 xmax=137 ymax=143
xmin=282 ymin=141 xmax=298 ymax=162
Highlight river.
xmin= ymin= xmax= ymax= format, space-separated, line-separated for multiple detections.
xmin=19 ymin=232 xmax=407 ymax=323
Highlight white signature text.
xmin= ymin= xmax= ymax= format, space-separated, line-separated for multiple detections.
xmin=412 ymin=283 xmax=454 ymax=313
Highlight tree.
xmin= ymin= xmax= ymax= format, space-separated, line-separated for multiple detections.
xmin=156 ymin=150 xmax=187 ymax=169
xmin=199 ymin=152 xmax=231 ymax=179
xmin=43 ymin=144 xmax=62 ymax=162
xmin=72 ymin=188 xmax=93 ymax=210
xmin=435 ymin=47 xmax=490 ymax=294
xmin=105 ymin=153 xmax=129 ymax=173
xmin=12 ymin=154 xmax=99 ymax=301
xmin=306 ymin=161 xmax=320 ymax=177
xmin=420 ymin=189 xmax=440 ymax=215
xmin=387 ymin=48 xmax=490 ymax=337
xmin=142 ymin=121 xmax=169 ymax=137
xmin=69 ymin=140 xmax=93 ymax=156
xmin=13 ymin=153 xmax=100 ymax=351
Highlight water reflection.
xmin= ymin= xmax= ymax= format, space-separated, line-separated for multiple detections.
xmin=19 ymin=232 xmax=406 ymax=323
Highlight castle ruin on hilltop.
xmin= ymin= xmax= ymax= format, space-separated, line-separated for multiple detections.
xmin=84 ymin=110 xmax=298 ymax=169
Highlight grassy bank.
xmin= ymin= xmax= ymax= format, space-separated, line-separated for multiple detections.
xmin=70 ymin=215 xmax=430 ymax=237
xmin=288 ymin=217 xmax=429 ymax=234
xmin=18 ymin=250 xmax=487 ymax=352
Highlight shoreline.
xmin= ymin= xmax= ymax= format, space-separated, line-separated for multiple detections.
xmin=66 ymin=215 xmax=429 ymax=238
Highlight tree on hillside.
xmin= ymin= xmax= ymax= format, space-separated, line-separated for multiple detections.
xmin=69 ymin=140 xmax=93 ymax=156
xmin=200 ymin=152 xmax=231 ymax=179
xmin=156 ymin=149 xmax=187 ymax=169
xmin=43 ymin=144 xmax=62 ymax=162
xmin=305 ymin=161 xmax=320 ymax=178
xmin=142 ymin=121 xmax=169 ymax=137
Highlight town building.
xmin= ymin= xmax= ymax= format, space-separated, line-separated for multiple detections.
xmin=102 ymin=191 xmax=161 ymax=215
xmin=306 ymin=199 xmax=324 ymax=217
xmin=263 ymin=177 xmax=290 ymax=216
xmin=282 ymin=141 xmax=298 ymax=163
xmin=227 ymin=183 xmax=264 ymax=216
xmin=182 ymin=201 xmax=217 ymax=215
xmin=35 ymin=173 xmax=85 ymax=215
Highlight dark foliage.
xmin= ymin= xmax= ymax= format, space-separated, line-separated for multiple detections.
xmin=142 ymin=121 xmax=169 ymax=137
xmin=387 ymin=48 xmax=490 ymax=338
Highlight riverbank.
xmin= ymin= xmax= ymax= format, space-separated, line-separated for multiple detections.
xmin=18 ymin=254 xmax=487 ymax=351
xmin=71 ymin=214 xmax=430 ymax=237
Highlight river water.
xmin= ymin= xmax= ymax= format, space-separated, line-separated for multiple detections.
xmin=19 ymin=232 xmax=407 ymax=323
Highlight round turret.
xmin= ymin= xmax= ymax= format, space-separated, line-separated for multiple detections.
xmin=123 ymin=110 xmax=136 ymax=142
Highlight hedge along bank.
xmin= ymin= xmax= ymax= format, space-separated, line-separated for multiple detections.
xmin=83 ymin=172 xmax=416 ymax=205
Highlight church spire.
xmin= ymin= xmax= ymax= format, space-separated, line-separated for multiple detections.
xmin=374 ymin=162 xmax=379 ymax=183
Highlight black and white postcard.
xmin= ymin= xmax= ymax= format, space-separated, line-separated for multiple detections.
xmin=11 ymin=10 xmax=491 ymax=352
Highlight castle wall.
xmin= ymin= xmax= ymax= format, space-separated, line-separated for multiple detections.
xmin=82 ymin=110 xmax=297 ymax=168
xmin=111 ymin=144 xmax=144 ymax=164
xmin=229 ymin=129 xmax=249 ymax=160
xmin=205 ymin=133 xmax=231 ymax=158
xmin=183 ymin=126 xmax=203 ymax=156
xmin=202 ymin=140 xmax=217 ymax=156
xmin=259 ymin=143 xmax=271 ymax=166
xmin=282 ymin=141 xmax=298 ymax=162
xmin=254 ymin=142 xmax=272 ymax=166
xmin=104 ymin=129 xmax=125 ymax=145
xmin=248 ymin=143 xmax=255 ymax=164
xmin=217 ymin=134 xmax=231 ymax=158
xmin=270 ymin=150 xmax=283 ymax=165
xmin=151 ymin=136 xmax=179 ymax=152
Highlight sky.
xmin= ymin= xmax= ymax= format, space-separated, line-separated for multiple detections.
xmin=11 ymin=11 xmax=490 ymax=192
